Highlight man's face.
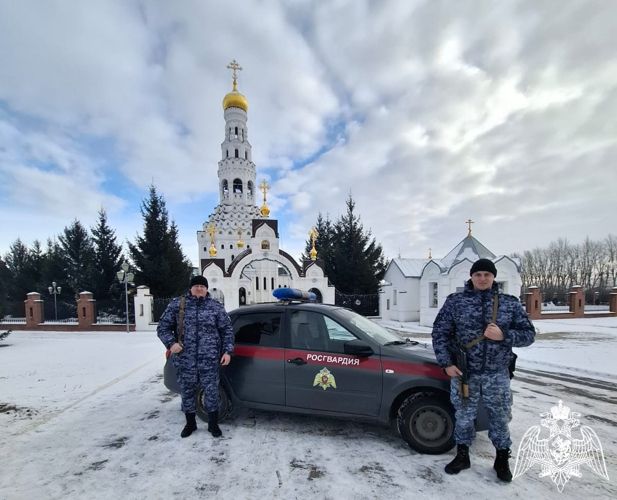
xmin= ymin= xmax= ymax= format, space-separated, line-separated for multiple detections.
xmin=471 ymin=271 xmax=495 ymax=291
xmin=190 ymin=284 xmax=208 ymax=297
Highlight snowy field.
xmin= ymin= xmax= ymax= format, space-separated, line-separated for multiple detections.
xmin=1 ymin=318 xmax=616 ymax=500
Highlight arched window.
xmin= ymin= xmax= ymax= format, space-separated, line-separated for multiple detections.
xmin=233 ymin=178 xmax=243 ymax=193
xmin=235 ymin=149 xmax=239 ymax=158
xmin=271 ymin=277 xmax=275 ymax=289
xmin=247 ymin=181 xmax=254 ymax=196
xmin=230 ymin=244 xmax=233 ymax=249
xmin=261 ymin=240 xmax=270 ymax=250
xmin=245 ymin=151 xmax=248 ymax=159
xmin=226 ymin=150 xmax=229 ymax=158
xmin=263 ymin=277 xmax=267 ymax=290
xmin=221 ymin=244 xmax=225 ymax=249
xmin=234 ymin=126 xmax=238 ymax=137
xmin=231 ymin=255 xmax=235 ymax=260
xmin=222 ymin=179 xmax=229 ymax=195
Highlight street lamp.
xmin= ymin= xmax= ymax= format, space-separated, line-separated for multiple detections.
xmin=48 ymin=281 xmax=62 ymax=321
xmin=116 ymin=262 xmax=134 ymax=333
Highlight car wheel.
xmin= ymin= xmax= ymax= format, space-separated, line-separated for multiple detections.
xmin=397 ymin=393 xmax=455 ymax=454
xmin=195 ymin=385 xmax=232 ymax=423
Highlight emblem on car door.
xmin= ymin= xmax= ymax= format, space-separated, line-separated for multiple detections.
xmin=313 ymin=367 xmax=337 ymax=390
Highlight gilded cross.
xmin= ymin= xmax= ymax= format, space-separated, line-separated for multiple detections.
xmin=207 ymin=223 xmax=217 ymax=241
xmin=259 ymin=180 xmax=270 ymax=203
xmin=227 ymin=59 xmax=243 ymax=91
xmin=309 ymin=227 xmax=318 ymax=245
xmin=466 ymin=219 xmax=474 ymax=236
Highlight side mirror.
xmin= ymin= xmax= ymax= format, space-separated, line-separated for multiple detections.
xmin=344 ymin=339 xmax=373 ymax=357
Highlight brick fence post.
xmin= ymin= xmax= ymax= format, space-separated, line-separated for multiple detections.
xmin=524 ymin=286 xmax=542 ymax=320
xmin=569 ymin=285 xmax=585 ymax=318
xmin=24 ymin=292 xmax=44 ymax=327
xmin=77 ymin=292 xmax=96 ymax=330
xmin=609 ymin=287 xmax=617 ymax=313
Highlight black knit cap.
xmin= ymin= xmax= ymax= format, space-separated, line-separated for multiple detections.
xmin=469 ymin=258 xmax=497 ymax=277
xmin=189 ymin=275 xmax=209 ymax=288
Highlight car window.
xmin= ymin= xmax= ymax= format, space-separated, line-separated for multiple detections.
xmin=289 ymin=310 xmax=358 ymax=353
xmin=233 ymin=312 xmax=282 ymax=347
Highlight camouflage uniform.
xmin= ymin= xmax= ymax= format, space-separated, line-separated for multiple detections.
xmin=432 ymin=281 xmax=535 ymax=449
xmin=157 ymin=293 xmax=234 ymax=413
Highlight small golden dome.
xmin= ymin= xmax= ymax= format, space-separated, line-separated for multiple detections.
xmin=310 ymin=247 xmax=317 ymax=261
xmin=222 ymin=91 xmax=248 ymax=112
xmin=209 ymin=242 xmax=218 ymax=257
xmin=260 ymin=204 xmax=270 ymax=218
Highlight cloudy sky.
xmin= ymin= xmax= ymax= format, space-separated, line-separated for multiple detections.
xmin=1 ymin=0 xmax=616 ymax=268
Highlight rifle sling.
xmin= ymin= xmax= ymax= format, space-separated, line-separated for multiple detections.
xmin=177 ymin=296 xmax=186 ymax=346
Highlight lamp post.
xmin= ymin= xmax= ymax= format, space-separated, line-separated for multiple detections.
xmin=48 ymin=281 xmax=62 ymax=321
xmin=116 ymin=262 xmax=134 ymax=333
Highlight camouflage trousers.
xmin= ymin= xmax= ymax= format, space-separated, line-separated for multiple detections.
xmin=450 ymin=369 xmax=512 ymax=449
xmin=177 ymin=359 xmax=221 ymax=414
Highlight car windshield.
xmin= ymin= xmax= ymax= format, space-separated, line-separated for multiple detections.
xmin=337 ymin=308 xmax=405 ymax=345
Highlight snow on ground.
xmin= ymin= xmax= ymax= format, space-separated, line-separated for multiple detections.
xmin=1 ymin=320 xmax=616 ymax=500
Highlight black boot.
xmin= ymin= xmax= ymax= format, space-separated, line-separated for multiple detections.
xmin=208 ymin=411 xmax=222 ymax=438
xmin=180 ymin=412 xmax=197 ymax=438
xmin=494 ymin=448 xmax=512 ymax=482
xmin=445 ymin=444 xmax=470 ymax=474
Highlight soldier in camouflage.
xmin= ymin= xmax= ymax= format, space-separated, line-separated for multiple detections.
xmin=157 ymin=275 xmax=234 ymax=438
xmin=432 ymin=258 xmax=535 ymax=482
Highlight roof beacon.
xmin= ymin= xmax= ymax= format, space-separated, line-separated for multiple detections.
xmin=272 ymin=288 xmax=317 ymax=302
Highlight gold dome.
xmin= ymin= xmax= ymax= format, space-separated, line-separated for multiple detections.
xmin=260 ymin=203 xmax=270 ymax=218
xmin=222 ymin=90 xmax=248 ymax=112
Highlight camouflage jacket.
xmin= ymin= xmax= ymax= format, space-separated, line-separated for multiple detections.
xmin=157 ymin=292 xmax=234 ymax=363
xmin=431 ymin=281 xmax=535 ymax=374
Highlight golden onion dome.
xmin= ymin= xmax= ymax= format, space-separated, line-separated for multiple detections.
xmin=260 ymin=203 xmax=270 ymax=218
xmin=222 ymin=90 xmax=248 ymax=112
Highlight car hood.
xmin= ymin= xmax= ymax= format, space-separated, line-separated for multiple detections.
xmin=381 ymin=342 xmax=438 ymax=364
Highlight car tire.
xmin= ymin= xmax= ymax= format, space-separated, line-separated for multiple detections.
xmin=397 ymin=393 xmax=455 ymax=454
xmin=195 ymin=385 xmax=232 ymax=423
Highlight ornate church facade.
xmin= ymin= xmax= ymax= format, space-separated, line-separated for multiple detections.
xmin=196 ymin=61 xmax=333 ymax=309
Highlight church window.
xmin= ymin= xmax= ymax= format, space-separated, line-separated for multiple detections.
xmin=263 ymin=277 xmax=267 ymax=290
xmin=235 ymin=149 xmax=239 ymax=158
xmin=204 ymin=247 xmax=207 ymax=252
xmin=222 ymin=179 xmax=229 ymax=195
xmin=231 ymin=255 xmax=235 ymax=260
xmin=261 ymin=240 xmax=270 ymax=250
xmin=226 ymin=150 xmax=229 ymax=158
xmin=234 ymin=126 xmax=238 ymax=137
xmin=221 ymin=244 xmax=225 ymax=249
xmin=247 ymin=181 xmax=253 ymax=196
xmin=230 ymin=244 xmax=233 ymax=249
xmin=430 ymin=282 xmax=438 ymax=308
xmin=256 ymin=277 xmax=259 ymax=290
xmin=387 ymin=299 xmax=390 ymax=310
xmin=271 ymin=277 xmax=275 ymax=289
xmin=233 ymin=178 xmax=243 ymax=193
xmin=247 ymin=244 xmax=250 ymax=249
xmin=393 ymin=290 xmax=397 ymax=306
xmin=245 ymin=151 xmax=248 ymax=159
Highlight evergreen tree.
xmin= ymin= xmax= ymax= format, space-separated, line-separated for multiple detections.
xmin=58 ymin=220 xmax=96 ymax=297
xmin=128 ymin=186 xmax=192 ymax=297
xmin=0 ymin=257 xmax=10 ymax=317
xmin=4 ymin=238 xmax=38 ymax=300
xmin=42 ymin=238 xmax=67 ymax=294
xmin=91 ymin=209 xmax=124 ymax=300
xmin=302 ymin=213 xmax=336 ymax=277
xmin=305 ymin=196 xmax=387 ymax=294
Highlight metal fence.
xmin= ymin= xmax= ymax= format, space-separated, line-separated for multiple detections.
xmin=335 ymin=291 xmax=379 ymax=316
xmin=43 ymin=299 xmax=77 ymax=322
xmin=96 ymin=298 xmax=134 ymax=324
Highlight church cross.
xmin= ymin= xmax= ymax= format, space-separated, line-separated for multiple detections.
xmin=207 ymin=223 xmax=217 ymax=241
xmin=227 ymin=59 xmax=243 ymax=90
xmin=259 ymin=180 xmax=270 ymax=203
xmin=466 ymin=219 xmax=474 ymax=236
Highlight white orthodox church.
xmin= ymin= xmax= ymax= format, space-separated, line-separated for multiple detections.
xmin=195 ymin=61 xmax=334 ymax=309
xmin=379 ymin=226 xmax=522 ymax=327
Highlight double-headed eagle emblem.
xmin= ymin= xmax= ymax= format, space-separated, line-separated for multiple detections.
xmin=313 ymin=368 xmax=336 ymax=390
xmin=513 ymin=400 xmax=609 ymax=492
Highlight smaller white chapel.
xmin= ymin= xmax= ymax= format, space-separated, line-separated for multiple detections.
xmin=379 ymin=224 xmax=522 ymax=327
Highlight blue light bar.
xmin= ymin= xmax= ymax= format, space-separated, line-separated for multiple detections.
xmin=272 ymin=288 xmax=317 ymax=302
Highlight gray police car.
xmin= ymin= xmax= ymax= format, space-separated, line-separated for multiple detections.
xmin=163 ymin=296 xmax=489 ymax=454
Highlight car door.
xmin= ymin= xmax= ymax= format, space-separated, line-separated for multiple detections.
xmin=284 ymin=309 xmax=382 ymax=415
xmin=226 ymin=311 xmax=285 ymax=405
